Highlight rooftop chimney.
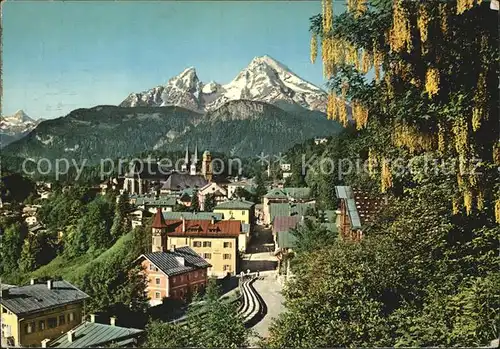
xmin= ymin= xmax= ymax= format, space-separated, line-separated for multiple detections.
xmin=47 ymin=280 xmax=53 ymax=290
xmin=41 ymin=339 xmax=51 ymax=348
xmin=30 ymin=278 xmax=37 ymax=285
xmin=110 ymin=316 xmax=117 ymax=326
xmin=175 ymin=256 xmax=185 ymax=266
xmin=1 ymin=288 xmax=9 ymax=299
xmin=90 ymin=314 xmax=96 ymax=323
xmin=181 ymin=216 xmax=186 ymax=232
xmin=67 ymin=330 xmax=75 ymax=343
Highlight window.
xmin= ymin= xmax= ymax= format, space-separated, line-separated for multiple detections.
xmin=193 ymin=241 xmax=202 ymax=247
xmin=155 ymin=277 xmax=161 ymax=285
xmin=223 ymin=242 xmax=232 ymax=248
xmin=223 ymin=265 xmax=231 ymax=271
xmin=242 ymin=211 xmax=245 ymax=215
xmin=24 ymin=322 xmax=35 ymax=334
xmin=202 ymin=241 xmax=211 ymax=248
xmin=68 ymin=312 xmax=75 ymax=322
xmin=172 ymin=277 xmax=176 ymax=283
xmin=223 ymin=254 xmax=231 ymax=260
xmin=155 ymin=292 xmax=161 ymax=299
xmin=203 ymin=253 xmax=211 ymax=259
xmin=59 ymin=315 xmax=66 ymax=326
xmin=48 ymin=317 xmax=57 ymax=329
xmin=194 ymin=271 xmax=198 ymax=278
xmin=171 ymin=245 xmax=176 ymax=249
xmin=149 ymin=264 xmax=158 ymax=271
xmin=39 ymin=320 xmax=45 ymax=331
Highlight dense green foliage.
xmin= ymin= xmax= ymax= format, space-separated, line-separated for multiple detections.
xmin=265 ymin=1 xmax=499 ymax=347
xmin=145 ymin=280 xmax=249 ymax=348
xmin=3 ymin=102 xmax=340 ymax=164
xmin=204 ymin=193 xmax=217 ymax=212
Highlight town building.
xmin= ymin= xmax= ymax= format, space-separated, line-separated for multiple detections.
xmin=197 ymin=182 xmax=227 ymax=211
xmin=213 ymin=199 xmax=255 ymax=225
xmin=314 ymin=137 xmax=328 ymax=145
xmin=226 ymin=179 xmax=255 ymax=199
xmin=134 ymin=196 xmax=177 ymax=213
xmin=335 ymin=186 xmax=384 ymax=241
xmin=150 ymin=209 xmax=242 ymax=277
xmin=138 ymin=246 xmax=210 ymax=306
xmin=48 ymin=314 xmax=143 ymax=348
xmin=263 ymin=187 xmax=314 ymax=225
xmin=269 ymin=202 xmax=315 ymax=227
xmin=0 ymin=280 xmax=89 ymax=347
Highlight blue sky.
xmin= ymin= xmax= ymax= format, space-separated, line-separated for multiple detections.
xmin=2 ymin=0 xmax=334 ymax=119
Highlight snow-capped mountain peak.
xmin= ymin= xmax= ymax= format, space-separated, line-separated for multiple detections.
xmin=120 ymin=55 xmax=327 ymax=113
xmin=0 ymin=110 xmax=41 ymax=147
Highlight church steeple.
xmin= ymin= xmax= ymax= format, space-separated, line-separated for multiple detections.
xmin=152 ymin=208 xmax=168 ymax=252
xmin=190 ymin=144 xmax=198 ymax=175
xmin=181 ymin=144 xmax=189 ymax=172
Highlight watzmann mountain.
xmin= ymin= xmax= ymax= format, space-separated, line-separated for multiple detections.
xmin=4 ymin=56 xmax=341 ymax=163
xmin=119 ymin=55 xmax=328 ymax=113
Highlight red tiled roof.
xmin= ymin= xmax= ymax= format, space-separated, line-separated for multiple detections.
xmin=165 ymin=219 xmax=241 ymax=238
xmin=152 ymin=208 xmax=168 ymax=229
xmin=273 ymin=216 xmax=301 ymax=233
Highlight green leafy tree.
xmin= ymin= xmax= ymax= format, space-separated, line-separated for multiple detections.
xmin=190 ymin=191 xmax=200 ymax=212
xmin=0 ymin=223 xmax=25 ymax=275
xmin=19 ymin=234 xmax=42 ymax=273
xmin=110 ymin=192 xmax=131 ymax=239
xmin=204 ymin=193 xmax=217 ymax=212
xmin=254 ymin=170 xmax=267 ymax=203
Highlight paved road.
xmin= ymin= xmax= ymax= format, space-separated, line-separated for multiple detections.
xmin=249 ymin=273 xmax=285 ymax=346
xmin=241 ymin=225 xmax=285 ymax=346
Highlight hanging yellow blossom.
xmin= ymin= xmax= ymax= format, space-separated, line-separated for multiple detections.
xmin=452 ymin=117 xmax=469 ymax=155
xmin=439 ymin=4 xmax=449 ymax=36
xmin=368 ymin=148 xmax=377 ymax=177
xmin=393 ymin=122 xmax=434 ymax=153
xmin=493 ymin=142 xmax=500 ymax=165
xmin=417 ymin=4 xmax=430 ymax=54
xmin=352 ymin=101 xmax=369 ymax=130
xmin=321 ymin=0 xmax=334 ymax=78
xmin=322 ymin=0 xmax=333 ymax=33
xmin=463 ymin=190 xmax=473 ymax=215
xmin=438 ymin=122 xmax=446 ymax=152
xmin=361 ymin=50 xmax=372 ymax=74
xmin=457 ymin=173 xmax=464 ymax=188
xmin=310 ymin=35 xmax=318 ymax=64
xmin=477 ymin=191 xmax=484 ymax=211
xmin=425 ymin=68 xmax=440 ymax=97
xmin=356 ymin=0 xmax=368 ymax=16
xmin=338 ymin=99 xmax=349 ymax=127
xmin=495 ymin=199 xmax=500 ymax=223
xmin=472 ymin=71 xmax=487 ymax=131
xmin=385 ymin=73 xmax=394 ymax=99
xmin=326 ymin=92 xmax=338 ymax=120
xmin=389 ymin=0 xmax=412 ymax=53
xmin=452 ymin=197 xmax=460 ymax=215
xmin=347 ymin=0 xmax=356 ymax=13
xmin=381 ymin=160 xmax=393 ymax=193
xmin=457 ymin=0 xmax=477 ymax=15
xmin=373 ymin=47 xmax=383 ymax=82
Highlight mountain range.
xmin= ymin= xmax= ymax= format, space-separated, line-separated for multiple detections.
xmin=4 ymin=56 xmax=341 ymax=164
xmin=120 ymin=55 xmax=328 ymax=114
xmin=0 ymin=110 xmax=41 ymax=147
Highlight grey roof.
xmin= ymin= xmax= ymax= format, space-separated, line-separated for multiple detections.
xmin=50 ymin=322 xmax=143 ymax=348
xmin=161 ymin=172 xmax=208 ymax=191
xmin=241 ymin=223 xmax=250 ymax=234
xmin=214 ymin=199 xmax=255 ymax=210
xmin=0 ymin=280 xmax=89 ymax=316
xmin=264 ymin=187 xmax=312 ymax=200
xmin=162 ymin=211 xmax=223 ymax=221
xmin=277 ymin=230 xmax=298 ymax=249
xmin=141 ymin=246 xmax=211 ymax=277
xmin=270 ymin=202 xmax=315 ymax=224
xmin=134 ymin=196 xmax=177 ymax=207
xmin=334 ymin=185 xmax=353 ymax=199
xmin=346 ymin=198 xmax=362 ymax=229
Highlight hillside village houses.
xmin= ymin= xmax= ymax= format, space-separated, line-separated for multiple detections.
xmin=262 ymin=187 xmax=314 ymax=225
xmin=0 ymin=280 xmax=89 ymax=347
